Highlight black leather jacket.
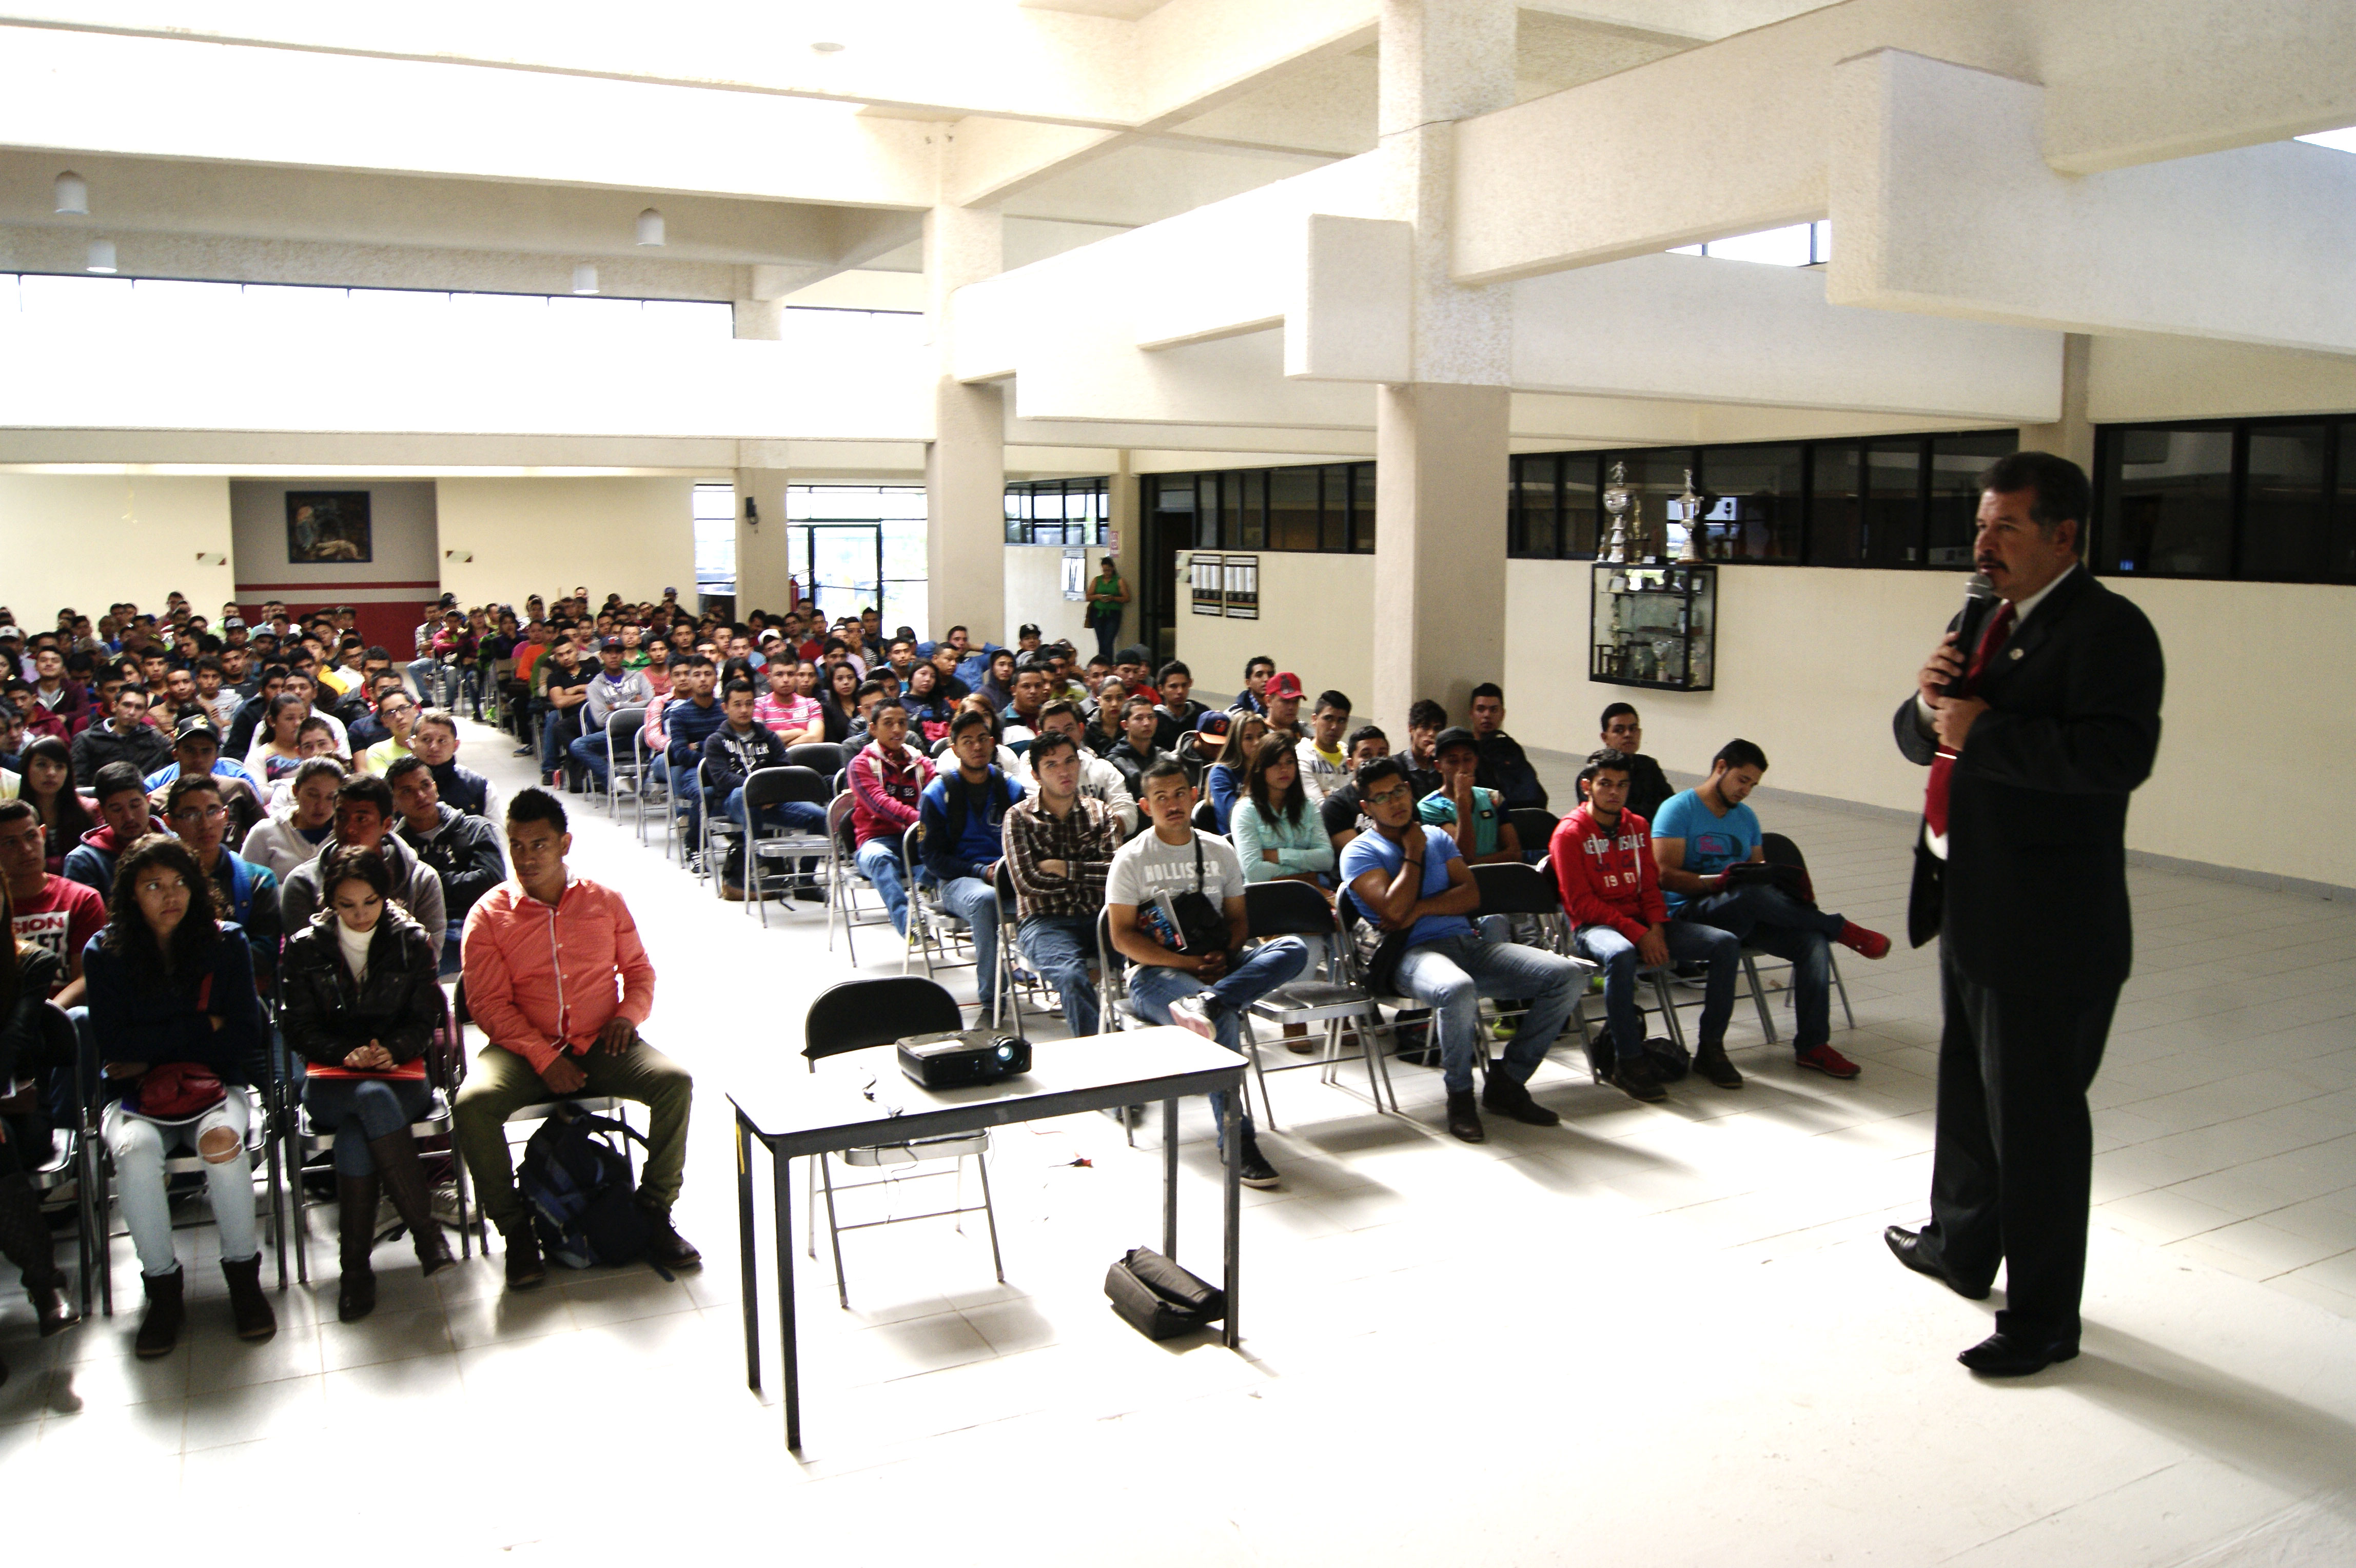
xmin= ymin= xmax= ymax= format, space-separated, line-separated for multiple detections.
xmin=276 ymin=907 xmax=442 ymax=1069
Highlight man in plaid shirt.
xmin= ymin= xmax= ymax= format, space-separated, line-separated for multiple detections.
xmin=1002 ymin=729 xmax=1122 ymax=1036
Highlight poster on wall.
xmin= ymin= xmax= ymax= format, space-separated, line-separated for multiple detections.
xmin=286 ymin=491 xmax=372 ymax=563
xmin=1222 ymin=554 xmax=1259 ymax=619
xmin=1188 ymin=552 xmax=1225 ymax=616
xmin=1062 ymin=548 xmax=1088 ymax=601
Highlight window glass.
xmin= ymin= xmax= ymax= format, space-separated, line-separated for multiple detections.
xmin=1701 ymin=444 xmax=1804 ymax=562
xmin=2103 ymin=426 xmax=2234 ymax=576
xmin=2241 ymin=424 xmax=2329 ymax=580
xmin=1862 ymin=439 xmax=1926 ymax=568
xmin=692 ymin=481 xmax=737 ymax=598
xmin=2337 ymin=422 xmax=2356 ymax=581
xmin=1562 ymin=455 xmax=1600 ymax=558
xmin=1512 ymin=454 xmax=1560 ymax=558
xmin=1268 ymin=466 xmax=1320 ymax=552
xmin=1320 ymin=466 xmax=1350 ymax=552
xmin=1195 ymin=474 xmax=1222 ymax=550
xmin=1926 ymin=433 xmax=2018 ymax=568
xmin=1350 ymin=463 xmax=1378 ymax=553
xmin=1809 ymin=444 xmax=1862 ymax=567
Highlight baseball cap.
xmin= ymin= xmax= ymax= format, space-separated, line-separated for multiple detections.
xmin=1018 ymin=623 xmax=1041 ymax=639
xmin=662 ymin=586 xmax=679 ymax=597
xmin=1265 ymin=672 xmax=1304 ymax=700
xmin=173 ymin=716 xmax=221 ymax=745
xmin=1432 ymin=725 xmax=1481 ymax=759
xmin=0 ymin=625 xmax=21 ymax=641
xmin=222 ymin=617 xmax=245 ymax=631
xmin=599 ymin=636 xmax=623 ymax=652
xmin=1194 ymin=711 xmax=1232 ymax=738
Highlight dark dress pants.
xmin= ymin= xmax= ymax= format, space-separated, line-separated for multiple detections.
xmin=1921 ymin=938 xmax=2117 ymax=1344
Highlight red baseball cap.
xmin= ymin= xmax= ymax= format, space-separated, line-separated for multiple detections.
xmin=1266 ymin=672 xmax=1304 ymax=700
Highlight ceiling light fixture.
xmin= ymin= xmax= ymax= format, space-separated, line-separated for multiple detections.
xmin=811 ymin=40 xmax=845 ymax=52
xmin=572 ymin=263 xmax=600 ymax=296
xmin=54 ymin=171 xmax=88 ymax=215
xmin=86 ymin=238 xmax=116 ymax=274
xmin=636 ymin=207 xmax=665 ymax=247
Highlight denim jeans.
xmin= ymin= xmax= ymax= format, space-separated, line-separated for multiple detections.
xmin=1017 ymin=914 xmax=1100 ymax=1037
xmin=300 ymin=1071 xmax=433 ymax=1175
xmin=1395 ymin=930 xmax=1582 ymax=1094
xmin=104 ymin=1092 xmax=258 ymax=1276
xmin=1685 ymin=883 xmax=1841 ymax=1051
xmin=405 ymin=657 xmax=449 ymax=707
xmin=567 ymin=732 xmax=612 ymax=787
xmin=937 ymin=875 xmax=1004 ymax=1009
xmin=855 ymin=835 xmax=924 ymax=934
xmin=539 ymin=705 xmax=582 ymax=772
xmin=1091 ymin=613 xmax=1121 ymax=665
xmin=1126 ymin=936 xmax=1311 ymax=1145
xmin=1572 ymin=920 xmax=1742 ymax=1062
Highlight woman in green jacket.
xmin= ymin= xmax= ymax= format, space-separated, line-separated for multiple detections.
xmin=1084 ymin=556 xmax=1130 ymax=665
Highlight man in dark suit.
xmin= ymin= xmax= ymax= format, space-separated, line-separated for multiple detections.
xmin=1885 ymin=450 xmax=2164 ymax=1377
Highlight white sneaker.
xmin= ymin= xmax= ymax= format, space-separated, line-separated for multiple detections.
xmin=1168 ymin=996 xmax=1220 ymax=1042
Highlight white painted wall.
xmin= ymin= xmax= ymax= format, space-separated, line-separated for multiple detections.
xmin=1175 ymin=551 xmax=1375 ymax=713
xmin=0 ymin=473 xmax=234 ymax=620
xmin=1003 ymin=545 xmax=1093 ymax=653
xmin=435 ymin=477 xmax=697 ymax=610
xmin=228 ymin=479 xmax=438 ymax=594
xmin=1503 ymin=560 xmax=2356 ymax=891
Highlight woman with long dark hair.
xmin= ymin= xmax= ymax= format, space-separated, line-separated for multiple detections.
xmin=85 ymin=835 xmax=273 ymax=1355
xmin=0 ymin=875 xmax=77 ymax=1379
xmin=901 ymin=661 xmax=953 ymax=745
xmin=817 ymin=658 xmax=862 ymax=745
xmin=17 ymin=735 xmax=91 ymax=875
xmin=1204 ymin=711 xmax=1269 ymax=835
xmin=251 ymin=690 xmax=314 ymax=783
xmin=976 ymin=649 xmax=1018 ymax=714
xmin=1229 ymin=733 xmax=1335 ymax=889
xmin=278 ymin=846 xmax=453 ymax=1321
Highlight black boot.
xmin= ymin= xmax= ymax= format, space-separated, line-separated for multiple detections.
xmin=366 ymin=1130 xmax=456 ymax=1279
xmin=498 ymin=1218 xmax=547 ymax=1290
xmin=0 ymin=1170 xmax=77 ymax=1336
xmin=135 ymin=1266 xmax=184 ymax=1359
xmin=222 ymin=1253 xmax=277 ymax=1342
xmin=1444 ymin=1089 xmax=1486 ymax=1144
xmin=336 ymin=1173 xmax=380 ymax=1323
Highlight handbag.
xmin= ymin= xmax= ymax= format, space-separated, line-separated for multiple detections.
xmin=136 ymin=1061 xmax=229 ymax=1121
xmin=1104 ymin=1246 xmax=1226 ymax=1341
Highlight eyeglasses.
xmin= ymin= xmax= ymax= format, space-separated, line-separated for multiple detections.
xmin=171 ymin=804 xmax=229 ymax=822
xmin=1363 ymin=786 xmax=1413 ymax=808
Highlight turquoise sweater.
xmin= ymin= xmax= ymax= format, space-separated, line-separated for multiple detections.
xmin=1230 ymin=796 xmax=1336 ymax=883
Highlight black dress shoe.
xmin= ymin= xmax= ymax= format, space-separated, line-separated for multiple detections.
xmin=1958 ymin=1331 xmax=2077 ymax=1377
xmin=1884 ymin=1225 xmax=1991 ymax=1300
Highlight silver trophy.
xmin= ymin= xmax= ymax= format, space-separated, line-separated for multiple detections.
xmin=1602 ymin=461 xmax=1634 ymax=563
xmin=1676 ymin=467 xmax=1712 ymax=563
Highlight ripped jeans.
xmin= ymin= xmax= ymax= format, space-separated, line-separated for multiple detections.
xmin=105 ymin=1091 xmax=259 ymax=1276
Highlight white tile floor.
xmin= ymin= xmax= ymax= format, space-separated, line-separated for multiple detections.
xmin=6 ymin=723 xmax=2352 ymax=1563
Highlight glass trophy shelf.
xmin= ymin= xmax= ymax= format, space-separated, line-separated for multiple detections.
xmin=1589 ymin=562 xmax=1716 ymax=691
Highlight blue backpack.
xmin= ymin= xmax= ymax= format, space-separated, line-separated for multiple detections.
xmin=517 ymin=1105 xmax=657 ymax=1271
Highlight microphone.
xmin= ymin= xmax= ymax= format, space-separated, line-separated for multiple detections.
xmin=1942 ymin=572 xmax=1998 ymax=699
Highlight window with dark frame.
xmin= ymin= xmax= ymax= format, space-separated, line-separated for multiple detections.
xmin=2095 ymin=416 xmax=2355 ymax=584
xmin=1003 ymin=477 xmax=1111 ymax=546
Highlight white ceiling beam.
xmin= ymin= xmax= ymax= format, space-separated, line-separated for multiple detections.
xmin=0 ymin=24 xmax=941 ymax=207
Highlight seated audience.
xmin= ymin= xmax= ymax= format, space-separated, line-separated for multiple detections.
xmin=0 ymin=799 xmax=104 ymax=1002
xmin=71 ymin=682 xmax=170 ymax=785
xmin=1341 ymin=756 xmax=1581 ymax=1144
xmin=148 ymin=717 xmax=264 ymax=844
xmin=1149 ymin=661 xmax=1207 ymax=751
xmin=1262 ymin=671 xmax=1305 ymax=737
xmin=918 ymin=712 xmax=1025 ymax=1019
xmin=65 ymin=762 xmax=159 ymax=897
xmin=1234 ymin=655 xmax=1274 ymax=716
xmin=456 ymin=789 xmax=697 ymax=1287
xmin=1417 ymin=726 xmax=1523 ymax=865
xmin=816 ymin=659 xmax=863 ymax=744
xmin=1204 ymin=711 xmax=1270 ymax=834
xmin=1317 ymin=726 xmax=1397 ymax=852
xmin=162 ymin=773 xmax=281 ymax=988
xmin=974 ymin=649 xmax=1018 ymax=713
xmin=534 ymin=637 xmax=592 ymax=787
xmin=1015 ymin=700 xmax=1139 ymax=835
xmin=250 ymin=692 xmax=317 ymax=785
xmin=407 ymin=708 xmax=498 ymax=821
xmin=16 ymin=735 xmax=92 ymax=875
xmin=1599 ymin=703 xmax=1676 ymax=823
xmin=1295 ymin=690 xmax=1352 ymax=802
xmin=1003 ymin=730 xmax=1121 ymax=1038
xmin=387 ymin=755 xmax=505 ymax=968
xmin=279 ymin=774 xmax=449 ymax=964
xmin=753 ymin=654 xmax=824 ymax=745
xmin=1106 ymin=760 xmax=1307 ymax=1188
xmin=848 ymin=699 xmax=934 ymax=935
xmin=900 ymin=660 xmax=953 ymax=744
xmin=278 ymin=844 xmax=455 ymax=1320
xmin=649 ymin=654 xmax=726 ymax=847
xmin=1104 ymin=696 xmax=1168 ymax=797
xmin=85 ymin=835 xmax=275 ymax=1355
xmin=1551 ymin=750 xmax=1745 ymax=1101
xmin=1467 ymin=682 xmax=1549 ymax=811
xmin=245 ymin=757 xmax=346 ymax=881
xmin=1653 ymin=739 xmax=1889 ymax=1081
xmin=0 ymin=877 xmax=77 ymax=1361
xmin=1230 ymin=733 xmax=1336 ymax=890
xmin=701 ymin=678 xmax=816 ymax=899
xmin=358 ymin=689 xmax=423 ymax=774
xmin=1404 ymin=700 xmax=1446 ymax=796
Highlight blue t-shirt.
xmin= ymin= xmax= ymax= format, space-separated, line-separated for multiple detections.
xmin=1340 ymin=827 xmax=1472 ymax=949
xmin=1651 ymin=788 xmax=1760 ymax=912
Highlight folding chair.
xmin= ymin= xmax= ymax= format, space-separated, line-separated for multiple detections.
xmin=1734 ymin=832 xmax=1856 ymax=1041
xmin=1329 ymin=897 xmax=1415 ymax=1113
xmin=826 ymin=794 xmax=896 ymax=963
xmin=1235 ymin=880 xmax=1387 ymax=1128
xmin=631 ymin=720 xmax=672 ymax=847
xmin=802 ymin=977 xmax=1005 ymax=1309
xmin=1190 ymin=798 xmax=1220 ymax=834
xmin=1509 ymin=808 xmax=1559 ymax=864
xmin=599 ymin=706 xmax=647 ymax=825
xmin=698 ymin=758 xmax=739 ymax=893
xmin=287 ymin=988 xmax=474 ymax=1284
xmin=787 ymin=741 xmax=847 ymax=781
xmin=23 ymin=1003 xmax=100 ymax=1318
xmin=738 ymin=765 xmax=835 ymax=924
xmin=901 ymin=823 xmax=979 ymax=984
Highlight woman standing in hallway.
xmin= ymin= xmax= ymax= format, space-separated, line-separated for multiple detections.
xmin=1085 ymin=556 xmax=1130 ymax=665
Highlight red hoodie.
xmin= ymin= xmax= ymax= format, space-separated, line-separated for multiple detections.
xmin=1549 ymin=802 xmax=1666 ymax=943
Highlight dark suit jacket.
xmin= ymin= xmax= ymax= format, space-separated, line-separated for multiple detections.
xmin=1892 ymin=567 xmax=2163 ymax=998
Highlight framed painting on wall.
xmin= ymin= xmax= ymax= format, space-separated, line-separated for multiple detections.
xmin=286 ymin=491 xmax=372 ymax=563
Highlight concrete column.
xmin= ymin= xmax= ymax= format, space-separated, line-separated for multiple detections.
xmin=1106 ymin=449 xmax=1141 ymax=656
xmin=1368 ymin=0 xmax=1517 ymax=732
xmin=2018 ymin=331 xmax=2095 ymax=473
xmin=1372 ymin=383 xmax=1511 ymax=730
xmin=732 ymin=299 xmax=784 ymax=340
xmin=925 ymin=205 xmax=1006 ymax=643
xmin=733 ymin=465 xmax=797 ymax=614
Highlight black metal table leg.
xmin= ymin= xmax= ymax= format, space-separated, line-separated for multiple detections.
xmin=774 ymin=1142 xmax=802 ymax=1450
xmin=735 ymin=1112 xmax=759 ymax=1391
xmin=1221 ymin=1090 xmax=1241 ymax=1348
xmin=1162 ymin=1097 xmax=1179 ymax=1259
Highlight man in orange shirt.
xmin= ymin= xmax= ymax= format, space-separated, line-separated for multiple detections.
xmin=456 ymin=788 xmax=698 ymax=1287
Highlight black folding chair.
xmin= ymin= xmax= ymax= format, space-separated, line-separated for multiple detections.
xmin=1236 ymin=880 xmax=1387 ymax=1127
xmin=787 ymin=742 xmax=846 ymax=780
xmin=1509 ymin=808 xmax=1559 ymax=865
xmin=742 ymin=765 xmax=835 ymax=925
xmin=1732 ymin=832 xmax=1856 ymax=1040
xmin=802 ymin=977 xmax=1004 ymax=1309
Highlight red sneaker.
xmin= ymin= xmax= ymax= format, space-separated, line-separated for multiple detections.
xmin=1795 ymin=1043 xmax=1860 ymax=1080
xmin=1837 ymin=920 xmax=1891 ymax=960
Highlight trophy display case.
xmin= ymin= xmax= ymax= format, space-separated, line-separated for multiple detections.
xmin=1589 ymin=561 xmax=1716 ymax=692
